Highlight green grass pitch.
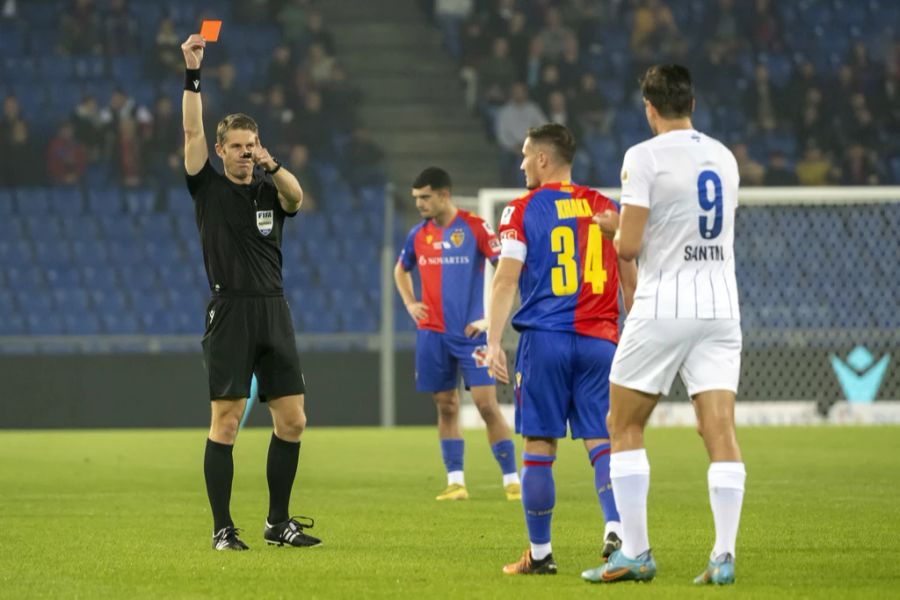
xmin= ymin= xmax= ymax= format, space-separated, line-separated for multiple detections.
xmin=1 ymin=426 xmax=898 ymax=598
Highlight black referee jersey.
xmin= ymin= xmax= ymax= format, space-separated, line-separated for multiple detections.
xmin=185 ymin=159 xmax=297 ymax=296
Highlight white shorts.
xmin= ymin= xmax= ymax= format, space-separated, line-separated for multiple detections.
xmin=609 ymin=319 xmax=742 ymax=397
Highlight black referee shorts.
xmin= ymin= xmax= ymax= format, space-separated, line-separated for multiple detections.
xmin=201 ymin=295 xmax=305 ymax=401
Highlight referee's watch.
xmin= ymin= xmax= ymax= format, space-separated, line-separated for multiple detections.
xmin=264 ymin=160 xmax=282 ymax=175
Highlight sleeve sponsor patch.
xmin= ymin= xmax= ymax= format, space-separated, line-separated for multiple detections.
xmin=489 ymin=238 xmax=501 ymax=252
xmin=482 ymin=221 xmax=495 ymax=235
xmin=500 ymin=229 xmax=518 ymax=241
xmin=500 ymin=206 xmax=515 ymax=225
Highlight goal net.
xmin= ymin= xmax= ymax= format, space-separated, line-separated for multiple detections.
xmin=466 ymin=186 xmax=900 ymax=411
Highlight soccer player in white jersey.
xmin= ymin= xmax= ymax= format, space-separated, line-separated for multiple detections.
xmin=582 ymin=64 xmax=745 ymax=586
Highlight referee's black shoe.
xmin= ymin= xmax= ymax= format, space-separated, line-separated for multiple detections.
xmin=264 ymin=516 xmax=322 ymax=547
xmin=212 ymin=526 xmax=249 ymax=551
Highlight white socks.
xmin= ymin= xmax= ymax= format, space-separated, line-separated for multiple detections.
xmin=610 ymin=449 xmax=651 ymax=559
xmin=447 ymin=470 xmax=465 ymax=486
xmin=530 ymin=542 xmax=552 ymax=561
xmin=708 ymin=462 xmax=746 ymax=559
xmin=502 ymin=472 xmax=520 ymax=486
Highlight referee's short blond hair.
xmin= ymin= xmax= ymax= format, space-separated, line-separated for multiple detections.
xmin=216 ymin=113 xmax=258 ymax=145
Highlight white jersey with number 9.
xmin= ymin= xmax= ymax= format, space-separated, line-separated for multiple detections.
xmin=620 ymin=129 xmax=740 ymax=320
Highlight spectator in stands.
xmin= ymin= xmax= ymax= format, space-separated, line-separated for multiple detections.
xmin=435 ymin=0 xmax=474 ymax=60
xmin=477 ymin=38 xmax=518 ymax=110
xmin=115 ymin=117 xmax=142 ymax=187
xmin=483 ymin=0 xmax=517 ymax=40
xmin=507 ymin=11 xmax=530 ymax=77
xmin=555 ymin=33 xmax=583 ymax=93
xmin=545 ymin=91 xmax=580 ymax=143
xmin=47 ymin=121 xmax=88 ymax=185
xmin=845 ymin=100 xmax=879 ymax=149
xmin=0 ymin=120 xmax=42 ymax=186
xmin=302 ymin=9 xmax=336 ymax=56
xmin=746 ymin=0 xmax=783 ymax=52
xmin=58 ymin=0 xmax=102 ymax=55
xmin=572 ymin=72 xmax=612 ymax=136
xmin=538 ymin=6 xmax=575 ymax=62
xmin=152 ymin=16 xmax=181 ymax=76
xmin=630 ymin=0 xmax=681 ymax=61
xmin=71 ymin=95 xmax=107 ymax=161
xmin=259 ymin=85 xmax=295 ymax=157
xmin=144 ymin=96 xmax=181 ymax=184
xmin=795 ymin=142 xmax=836 ymax=186
xmin=293 ymin=91 xmax=334 ymax=158
xmin=840 ymin=143 xmax=881 ymax=185
xmin=732 ymin=143 xmax=765 ymax=186
xmin=322 ymin=65 xmax=362 ymax=132
xmin=0 ymin=95 xmax=22 ymax=141
xmin=233 ymin=0 xmax=272 ymax=25
xmin=703 ymin=0 xmax=744 ymax=58
xmin=533 ymin=63 xmax=564 ymax=114
xmin=278 ymin=0 xmax=310 ymax=46
xmin=286 ymin=144 xmax=321 ymax=210
xmin=495 ymin=82 xmax=547 ymax=186
xmin=103 ymin=0 xmax=137 ymax=56
xmin=306 ymin=43 xmax=336 ymax=85
xmin=268 ymin=44 xmax=295 ymax=89
xmin=763 ymin=151 xmax=798 ymax=186
xmin=523 ymin=36 xmax=545 ymax=89
xmin=343 ymin=128 xmax=386 ymax=191
xmin=744 ymin=64 xmax=779 ymax=133
xmin=786 ymin=60 xmax=821 ymax=121
xmin=216 ymin=62 xmax=252 ymax=115
xmin=460 ymin=15 xmax=488 ymax=70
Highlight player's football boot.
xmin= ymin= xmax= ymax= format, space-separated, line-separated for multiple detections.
xmin=212 ymin=526 xmax=249 ymax=551
xmin=264 ymin=516 xmax=322 ymax=547
xmin=693 ymin=553 xmax=735 ymax=585
xmin=601 ymin=531 xmax=622 ymax=561
xmin=502 ymin=549 xmax=558 ymax=575
xmin=435 ymin=483 xmax=469 ymax=501
xmin=581 ymin=549 xmax=656 ymax=583
xmin=504 ymin=482 xmax=522 ymax=501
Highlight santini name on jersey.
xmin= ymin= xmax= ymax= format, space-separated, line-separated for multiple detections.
xmin=684 ymin=245 xmax=725 ymax=261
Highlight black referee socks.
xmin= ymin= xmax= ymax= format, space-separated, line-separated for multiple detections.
xmin=204 ymin=438 xmax=235 ymax=532
xmin=267 ymin=433 xmax=301 ymax=525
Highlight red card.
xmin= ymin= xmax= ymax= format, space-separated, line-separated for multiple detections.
xmin=200 ymin=20 xmax=222 ymax=42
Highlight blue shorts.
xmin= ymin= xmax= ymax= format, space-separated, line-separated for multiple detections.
xmin=514 ymin=329 xmax=616 ymax=439
xmin=415 ymin=329 xmax=496 ymax=392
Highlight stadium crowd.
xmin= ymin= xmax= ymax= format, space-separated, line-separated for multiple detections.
xmin=426 ymin=0 xmax=899 ymax=186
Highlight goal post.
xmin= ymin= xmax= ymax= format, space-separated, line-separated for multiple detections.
xmin=459 ymin=186 xmax=900 ymax=423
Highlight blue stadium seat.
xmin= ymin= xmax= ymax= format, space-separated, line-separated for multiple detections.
xmin=140 ymin=310 xmax=179 ymax=334
xmin=22 ymin=215 xmax=62 ymax=240
xmin=50 ymin=187 xmax=86 ymax=216
xmin=64 ymin=312 xmax=102 ymax=335
xmin=32 ymin=240 xmax=73 ymax=266
xmin=45 ymin=265 xmax=82 ymax=289
xmin=0 ymin=241 xmax=34 ymax=266
xmin=123 ymin=189 xmax=158 ymax=214
xmin=100 ymin=313 xmax=141 ymax=335
xmin=90 ymin=289 xmax=128 ymax=314
xmin=87 ymin=188 xmax=124 ymax=214
xmin=0 ymin=189 xmax=16 ymax=216
xmin=71 ymin=240 xmax=109 ymax=266
xmin=14 ymin=188 xmax=50 ymax=215
xmin=106 ymin=240 xmax=145 ymax=265
xmin=0 ymin=313 xmax=27 ymax=335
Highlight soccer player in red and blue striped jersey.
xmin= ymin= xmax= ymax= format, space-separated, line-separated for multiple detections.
xmin=486 ymin=125 xmax=637 ymax=575
xmin=394 ymin=167 xmax=520 ymax=502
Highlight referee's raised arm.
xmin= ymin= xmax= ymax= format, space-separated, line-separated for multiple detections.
xmin=181 ymin=34 xmax=208 ymax=176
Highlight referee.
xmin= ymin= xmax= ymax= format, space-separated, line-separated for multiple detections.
xmin=181 ymin=34 xmax=320 ymax=550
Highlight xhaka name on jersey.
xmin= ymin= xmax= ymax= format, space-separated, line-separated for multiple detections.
xmin=684 ymin=244 xmax=725 ymax=261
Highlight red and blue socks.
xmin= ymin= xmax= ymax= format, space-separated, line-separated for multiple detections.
xmin=589 ymin=443 xmax=621 ymax=537
xmin=522 ymin=453 xmax=556 ymax=559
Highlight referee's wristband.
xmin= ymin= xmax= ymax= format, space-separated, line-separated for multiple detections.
xmin=184 ymin=68 xmax=201 ymax=93
xmin=264 ymin=161 xmax=282 ymax=175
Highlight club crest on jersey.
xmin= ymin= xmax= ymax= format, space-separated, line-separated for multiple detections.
xmin=472 ymin=345 xmax=489 ymax=368
xmin=426 ymin=234 xmax=433 ymax=244
xmin=450 ymin=228 xmax=465 ymax=248
xmin=256 ymin=210 xmax=274 ymax=236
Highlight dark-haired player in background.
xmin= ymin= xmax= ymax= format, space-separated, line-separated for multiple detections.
xmin=394 ymin=167 xmax=521 ymax=502
xmin=486 ymin=124 xmax=637 ymax=575
xmin=182 ymin=33 xmax=321 ymax=551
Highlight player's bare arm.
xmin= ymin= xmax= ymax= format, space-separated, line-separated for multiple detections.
xmin=614 ymin=204 xmax=650 ymax=261
xmin=393 ymin=262 xmax=429 ymax=322
xmin=253 ymin=139 xmax=304 ymax=212
xmin=486 ymin=257 xmax=523 ymax=384
xmin=618 ymin=257 xmax=637 ymax=313
xmin=181 ymin=34 xmax=208 ymax=175
xmin=593 ymin=209 xmax=620 ymax=240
